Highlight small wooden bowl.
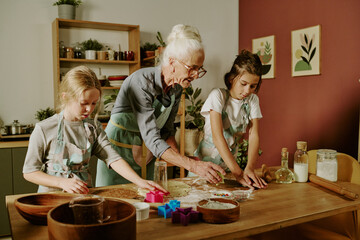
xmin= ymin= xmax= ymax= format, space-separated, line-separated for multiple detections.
xmin=48 ymin=198 xmax=136 ymax=240
xmin=14 ymin=193 xmax=76 ymax=225
xmin=197 ymin=198 xmax=240 ymax=224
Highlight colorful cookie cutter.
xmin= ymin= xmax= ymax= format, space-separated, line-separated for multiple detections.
xmin=158 ymin=200 xmax=181 ymax=219
xmin=145 ymin=190 xmax=168 ymax=203
xmin=171 ymin=207 xmax=199 ymax=226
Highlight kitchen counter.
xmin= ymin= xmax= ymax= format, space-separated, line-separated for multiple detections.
xmin=0 ymin=140 xmax=29 ymax=149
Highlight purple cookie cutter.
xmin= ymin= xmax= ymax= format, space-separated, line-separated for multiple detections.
xmin=171 ymin=207 xmax=199 ymax=226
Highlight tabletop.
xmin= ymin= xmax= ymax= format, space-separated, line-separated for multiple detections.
xmin=6 ymin=178 xmax=360 ymax=240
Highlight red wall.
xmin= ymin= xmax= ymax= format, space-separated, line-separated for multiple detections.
xmin=239 ymin=0 xmax=360 ymax=167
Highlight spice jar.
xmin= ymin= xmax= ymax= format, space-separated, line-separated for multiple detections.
xmin=65 ymin=47 xmax=74 ymax=59
xmin=316 ymin=149 xmax=337 ymax=182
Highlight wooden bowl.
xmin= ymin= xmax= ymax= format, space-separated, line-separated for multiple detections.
xmin=14 ymin=193 xmax=76 ymax=225
xmin=197 ymin=198 xmax=240 ymax=224
xmin=48 ymin=198 xmax=136 ymax=240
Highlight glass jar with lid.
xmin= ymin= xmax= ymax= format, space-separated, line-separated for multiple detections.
xmin=316 ymin=149 xmax=337 ymax=182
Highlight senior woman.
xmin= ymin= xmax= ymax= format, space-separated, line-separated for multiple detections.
xmin=96 ymin=24 xmax=225 ymax=187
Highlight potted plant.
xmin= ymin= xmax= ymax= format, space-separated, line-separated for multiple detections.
xmin=141 ymin=42 xmax=159 ymax=58
xmin=80 ymin=38 xmax=104 ymax=60
xmin=236 ymin=139 xmax=263 ymax=170
xmin=156 ymin=31 xmax=166 ymax=54
xmin=175 ymin=86 xmax=205 ymax=156
xmin=53 ymin=0 xmax=82 ymax=20
xmin=35 ymin=107 xmax=56 ymax=121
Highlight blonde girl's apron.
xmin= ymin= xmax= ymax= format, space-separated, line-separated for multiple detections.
xmin=195 ymin=90 xmax=250 ymax=171
xmin=38 ymin=112 xmax=94 ymax=193
xmin=96 ymin=94 xmax=176 ymax=186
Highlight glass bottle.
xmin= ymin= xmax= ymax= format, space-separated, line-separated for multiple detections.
xmin=293 ymin=141 xmax=309 ymax=182
xmin=74 ymin=42 xmax=83 ymax=59
xmin=275 ymin=147 xmax=294 ymax=183
xmin=316 ymin=149 xmax=337 ymax=182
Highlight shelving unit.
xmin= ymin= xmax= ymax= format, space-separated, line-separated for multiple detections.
xmin=52 ymin=18 xmax=141 ymax=108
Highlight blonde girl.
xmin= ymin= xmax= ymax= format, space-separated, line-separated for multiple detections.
xmin=195 ymin=50 xmax=267 ymax=189
xmin=23 ymin=66 xmax=166 ymax=194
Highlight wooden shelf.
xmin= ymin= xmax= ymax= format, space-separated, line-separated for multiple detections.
xmin=102 ymin=86 xmax=120 ymax=90
xmin=60 ymin=58 xmax=138 ymax=64
xmin=52 ymin=18 xmax=140 ymax=109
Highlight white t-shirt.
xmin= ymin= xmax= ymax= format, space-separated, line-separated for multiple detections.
xmin=201 ymin=88 xmax=262 ymax=148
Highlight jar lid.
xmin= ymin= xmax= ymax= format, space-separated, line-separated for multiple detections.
xmin=317 ymin=149 xmax=337 ymax=157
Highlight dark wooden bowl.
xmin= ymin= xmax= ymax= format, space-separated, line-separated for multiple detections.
xmin=197 ymin=198 xmax=240 ymax=224
xmin=14 ymin=193 xmax=77 ymax=225
xmin=48 ymin=198 xmax=136 ymax=240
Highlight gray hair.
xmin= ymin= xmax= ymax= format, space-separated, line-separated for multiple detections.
xmin=161 ymin=24 xmax=204 ymax=66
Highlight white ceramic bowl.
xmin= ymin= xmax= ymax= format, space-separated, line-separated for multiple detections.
xmin=132 ymin=202 xmax=150 ymax=221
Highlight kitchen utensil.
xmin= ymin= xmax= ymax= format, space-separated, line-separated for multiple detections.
xmin=48 ymin=198 xmax=136 ymax=240
xmin=197 ymin=198 xmax=240 ymax=224
xmin=5 ymin=120 xmax=27 ymax=135
xmin=14 ymin=193 xmax=76 ymax=225
xmin=309 ymin=174 xmax=359 ymax=200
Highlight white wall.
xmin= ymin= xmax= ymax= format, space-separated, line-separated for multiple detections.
xmin=0 ymin=0 xmax=238 ymax=126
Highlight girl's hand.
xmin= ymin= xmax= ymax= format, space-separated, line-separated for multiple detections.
xmin=59 ymin=178 xmax=89 ymax=194
xmin=136 ymin=180 xmax=169 ymax=194
xmin=243 ymin=167 xmax=267 ymax=189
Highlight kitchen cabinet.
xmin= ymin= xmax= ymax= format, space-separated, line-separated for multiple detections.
xmin=0 ymin=147 xmax=37 ymax=236
xmin=52 ymin=18 xmax=141 ymax=108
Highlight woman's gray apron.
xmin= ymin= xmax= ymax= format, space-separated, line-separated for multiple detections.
xmin=38 ymin=112 xmax=94 ymax=192
xmin=195 ymin=90 xmax=250 ymax=171
xmin=96 ymin=94 xmax=176 ymax=186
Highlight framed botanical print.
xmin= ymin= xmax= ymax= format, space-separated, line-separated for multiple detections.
xmin=252 ymin=35 xmax=275 ymax=79
xmin=291 ymin=25 xmax=321 ymax=77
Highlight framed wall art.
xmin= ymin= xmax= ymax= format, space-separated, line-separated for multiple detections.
xmin=252 ymin=35 xmax=275 ymax=79
xmin=291 ymin=25 xmax=321 ymax=77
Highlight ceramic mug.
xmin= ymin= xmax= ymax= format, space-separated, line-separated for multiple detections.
xmin=69 ymin=195 xmax=110 ymax=224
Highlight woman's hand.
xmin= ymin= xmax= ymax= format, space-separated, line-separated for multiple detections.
xmin=136 ymin=180 xmax=169 ymax=194
xmin=242 ymin=167 xmax=267 ymax=189
xmin=191 ymin=161 xmax=226 ymax=184
xmin=58 ymin=178 xmax=89 ymax=194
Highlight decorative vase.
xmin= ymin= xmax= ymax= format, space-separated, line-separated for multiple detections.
xmin=58 ymin=4 xmax=76 ymax=20
xmin=85 ymin=50 xmax=96 ymax=60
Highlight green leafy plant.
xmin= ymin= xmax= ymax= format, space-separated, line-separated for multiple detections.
xmin=184 ymin=85 xmax=205 ymax=131
xmin=236 ymin=139 xmax=263 ymax=170
xmin=80 ymin=38 xmax=104 ymax=51
xmin=35 ymin=107 xmax=56 ymax=121
xmin=141 ymin=42 xmax=159 ymax=52
xmin=53 ymin=0 xmax=82 ymax=7
xmin=156 ymin=31 xmax=166 ymax=47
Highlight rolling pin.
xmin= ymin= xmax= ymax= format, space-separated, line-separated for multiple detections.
xmin=309 ymin=174 xmax=359 ymax=200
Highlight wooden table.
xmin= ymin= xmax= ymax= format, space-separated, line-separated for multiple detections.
xmin=6 ymin=179 xmax=360 ymax=240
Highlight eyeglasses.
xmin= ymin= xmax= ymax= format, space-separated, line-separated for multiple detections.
xmin=175 ymin=59 xmax=207 ymax=78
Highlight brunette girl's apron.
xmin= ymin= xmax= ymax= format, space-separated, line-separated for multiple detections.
xmin=38 ymin=112 xmax=94 ymax=192
xmin=195 ymin=90 xmax=250 ymax=171
xmin=95 ymin=94 xmax=176 ymax=186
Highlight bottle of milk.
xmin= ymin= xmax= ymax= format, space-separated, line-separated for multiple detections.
xmin=294 ymin=141 xmax=309 ymax=182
